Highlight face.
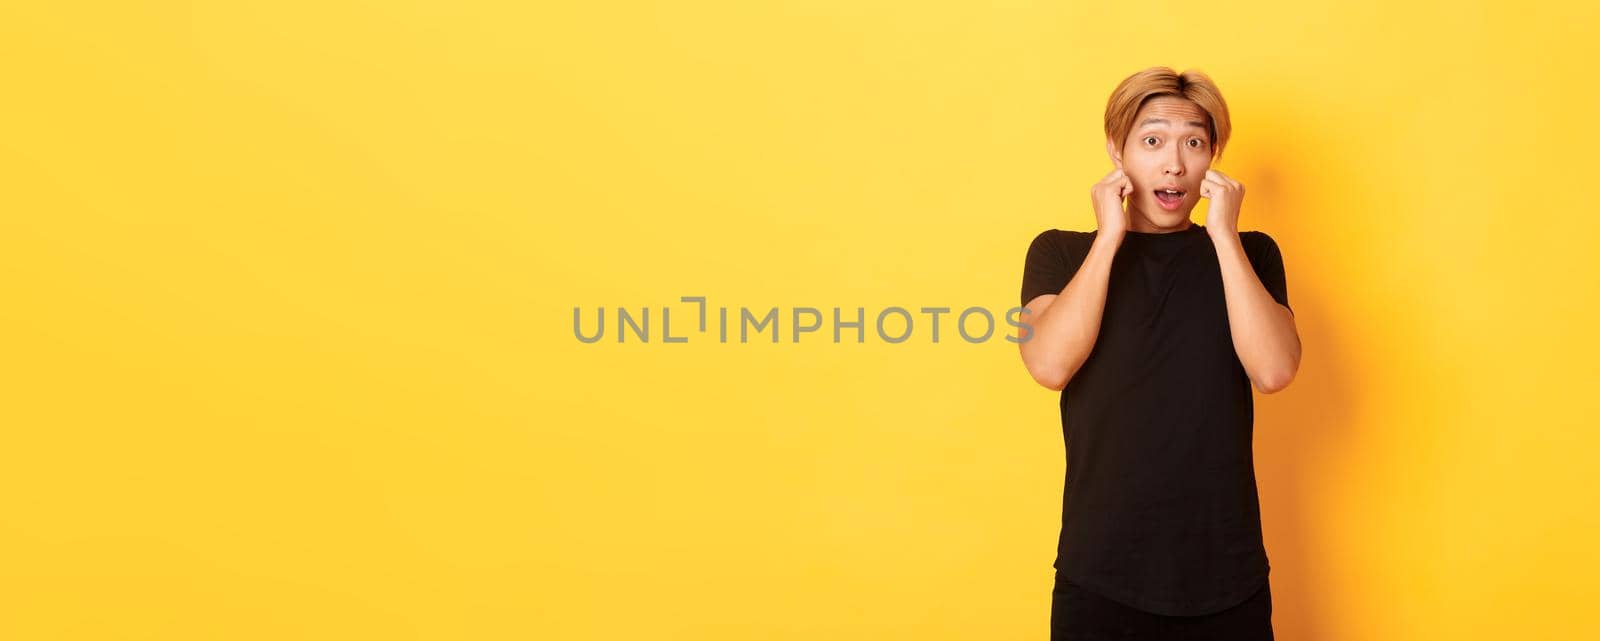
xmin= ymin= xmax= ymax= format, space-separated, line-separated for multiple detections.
xmin=1106 ymin=96 xmax=1214 ymax=230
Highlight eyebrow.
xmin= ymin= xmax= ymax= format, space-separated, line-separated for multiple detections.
xmin=1139 ymin=117 xmax=1208 ymax=131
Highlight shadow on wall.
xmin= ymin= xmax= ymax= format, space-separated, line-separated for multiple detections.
xmin=1226 ymin=100 xmax=1365 ymax=641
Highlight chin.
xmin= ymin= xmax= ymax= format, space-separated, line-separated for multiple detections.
xmin=1143 ymin=203 xmax=1195 ymax=226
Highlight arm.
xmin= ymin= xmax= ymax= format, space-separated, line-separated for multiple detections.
xmin=1211 ymin=230 xmax=1301 ymax=393
xmin=1017 ymin=231 xmax=1123 ymax=391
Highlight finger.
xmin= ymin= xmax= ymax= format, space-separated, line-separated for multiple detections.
xmin=1207 ymin=169 xmax=1240 ymax=189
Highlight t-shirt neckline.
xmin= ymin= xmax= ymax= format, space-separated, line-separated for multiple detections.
xmin=1123 ymin=223 xmax=1205 ymax=240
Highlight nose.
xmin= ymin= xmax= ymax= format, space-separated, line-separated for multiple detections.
xmin=1164 ymin=146 xmax=1184 ymax=176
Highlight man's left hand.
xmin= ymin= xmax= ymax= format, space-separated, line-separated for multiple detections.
xmin=1200 ymin=169 xmax=1244 ymax=236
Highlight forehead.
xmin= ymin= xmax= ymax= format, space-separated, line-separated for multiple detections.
xmin=1134 ymin=96 xmax=1210 ymax=131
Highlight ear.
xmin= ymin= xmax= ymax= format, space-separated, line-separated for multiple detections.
xmin=1106 ymin=138 xmax=1123 ymax=171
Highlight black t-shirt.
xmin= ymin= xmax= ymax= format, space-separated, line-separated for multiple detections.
xmin=1019 ymin=223 xmax=1290 ymax=616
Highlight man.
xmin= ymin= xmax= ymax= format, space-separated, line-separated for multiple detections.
xmin=1017 ymin=67 xmax=1301 ymax=640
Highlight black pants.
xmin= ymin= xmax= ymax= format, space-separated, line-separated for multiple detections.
xmin=1050 ymin=574 xmax=1274 ymax=641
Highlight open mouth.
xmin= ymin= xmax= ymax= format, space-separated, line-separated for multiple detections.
xmin=1154 ymin=188 xmax=1186 ymax=209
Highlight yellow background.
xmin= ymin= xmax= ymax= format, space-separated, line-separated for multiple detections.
xmin=3 ymin=1 xmax=1597 ymax=639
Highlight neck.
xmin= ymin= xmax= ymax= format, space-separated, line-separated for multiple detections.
xmin=1127 ymin=205 xmax=1195 ymax=233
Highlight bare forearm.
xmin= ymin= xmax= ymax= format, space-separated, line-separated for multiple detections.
xmin=1211 ymin=231 xmax=1301 ymax=392
xmin=1019 ymin=233 xmax=1122 ymax=389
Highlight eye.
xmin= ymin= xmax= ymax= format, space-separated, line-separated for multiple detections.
xmin=1187 ymin=138 xmax=1204 ymax=148
xmin=1144 ymin=136 xmax=1158 ymax=146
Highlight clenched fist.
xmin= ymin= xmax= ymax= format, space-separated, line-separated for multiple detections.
xmin=1199 ymin=169 xmax=1244 ymax=236
xmin=1091 ymin=168 xmax=1133 ymax=239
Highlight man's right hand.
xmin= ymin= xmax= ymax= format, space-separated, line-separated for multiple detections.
xmin=1091 ymin=168 xmax=1132 ymax=238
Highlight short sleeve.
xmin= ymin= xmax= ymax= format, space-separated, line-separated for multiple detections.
xmin=1245 ymin=232 xmax=1291 ymax=312
xmin=1020 ymin=229 xmax=1078 ymax=307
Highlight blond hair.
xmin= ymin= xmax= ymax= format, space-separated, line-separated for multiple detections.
xmin=1104 ymin=67 xmax=1232 ymax=160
